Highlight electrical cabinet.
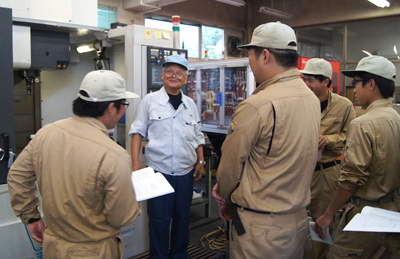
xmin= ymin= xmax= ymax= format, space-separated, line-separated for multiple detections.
xmin=188 ymin=58 xmax=255 ymax=134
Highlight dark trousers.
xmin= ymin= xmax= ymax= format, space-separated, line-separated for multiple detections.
xmin=147 ymin=170 xmax=194 ymax=259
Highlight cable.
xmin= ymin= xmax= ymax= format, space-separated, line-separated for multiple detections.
xmin=24 ymin=225 xmax=43 ymax=259
xmin=200 ymin=223 xmax=228 ymax=250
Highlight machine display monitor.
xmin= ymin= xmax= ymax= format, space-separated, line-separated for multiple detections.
xmin=151 ymin=64 xmax=164 ymax=87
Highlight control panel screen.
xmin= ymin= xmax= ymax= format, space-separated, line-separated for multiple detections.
xmin=151 ymin=64 xmax=164 ymax=87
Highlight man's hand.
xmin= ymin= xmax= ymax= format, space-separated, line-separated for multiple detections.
xmin=193 ymin=163 xmax=203 ymax=181
xmin=318 ymin=135 xmax=329 ymax=150
xmin=219 ymin=204 xmax=232 ymax=221
xmin=212 ymin=183 xmax=227 ymax=206
xmin=132 ymin=158 xmax=142 ymax=171
xmin=314 ymin=213 xmax=333 ymax=239
xmin=28 ymin=219 xmax=45 ymax=244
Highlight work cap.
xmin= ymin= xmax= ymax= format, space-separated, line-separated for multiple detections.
xmin=238 ymin=21 xmax=297 ymax=50
xmin=300 ymin=58 xmax=332 ymax=78
xmin=78 ymin=70 xmax=139 ymax=102
xmin=163 ymin=54 xmax=188 ymax=70
xmin=342 ymin=55 xmax=396 ymax=82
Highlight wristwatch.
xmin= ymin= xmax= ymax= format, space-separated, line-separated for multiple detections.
xmin=197 ymin=160 xmax=206 ymax=166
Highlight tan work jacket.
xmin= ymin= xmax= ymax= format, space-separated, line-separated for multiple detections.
xmin=319 ymin=91 xmax=356 ymax=163
xmin=339 ymin=99 xmax=400 ymax=200
xmin=217 ymin=69 xmax=320 ymax=214
xmin=8 ymin=116 xmax=142 ymax=257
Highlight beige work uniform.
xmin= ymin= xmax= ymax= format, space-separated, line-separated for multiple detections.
xmin=8 ymin=116 xmax=142 ymax=259
xmin=331 ymin=99 xmax=400 ymax=259
xmin=217 ymin=69 xmax=320 ymax=259
xmin=310 ymin=91 xmax=356 ymax=259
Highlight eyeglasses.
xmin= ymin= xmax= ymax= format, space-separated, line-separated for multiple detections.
xmin=164 ymin=70 xmax=187 ymax=79
xmin=351 ymin=79 xmax=364 ymax=87
xmin=121 ymin=101 xmax=129 ymax=108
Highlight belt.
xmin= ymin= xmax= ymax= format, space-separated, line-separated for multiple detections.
xmin=315 ymin=160 xmax=339 ymax=171
xmin=350 ymin=187 xmax=400 ymax=206
xmin=230 ymin=204 xmax=276 ymax=236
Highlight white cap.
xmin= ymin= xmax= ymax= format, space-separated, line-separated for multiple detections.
xmin=299 ymin=58 xmax=332 ymax=78
xmin=342 ymin=55 xmax=396 ymax=82
xmin=78 ymin=70 xmax=139 ymax=102
xmin=238 ymin=21 xmax=297 ymax=51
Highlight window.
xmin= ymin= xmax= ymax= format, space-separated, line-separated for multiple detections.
xmin=145 ymin=18 xmax=223 ymax=60
xmin=98 ymin=6 xmax=117 ymax=30
xmin=202 ymin=26 xmax=224 ymax=60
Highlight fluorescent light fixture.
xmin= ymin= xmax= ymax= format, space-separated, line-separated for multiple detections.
xmin=216 ymin=0 xmax=246 ymax=7
xmin=259 ymin=6 xmax=294 ymax=20
xmin=362 ymin=50 xmax=373 ymax=56
xmin=338 ymin=29 xmax=359 ymax=37
xmin=368 ymin=0 xmax=390 ymax=7
xmin=76 ymin=41 xmax=102 ymax=53
xmin=394 ymin=45 xmax=398 ymax=55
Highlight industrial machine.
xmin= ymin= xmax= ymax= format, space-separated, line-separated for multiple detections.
xmin=188 ymin=58 xmax=255 ymax=134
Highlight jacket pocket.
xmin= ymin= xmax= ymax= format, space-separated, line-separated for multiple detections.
xmin=321 ymin=116 xmax=344 ymax=135
xmin=332 ymin=244 xmax=364 ymax=257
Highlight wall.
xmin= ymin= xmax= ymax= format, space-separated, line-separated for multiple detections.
xmin=247 ymin=0 xmax=400 ymax=30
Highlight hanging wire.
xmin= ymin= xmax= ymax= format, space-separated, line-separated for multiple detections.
xmin=24 ymin=225 xmax=44 ymax=259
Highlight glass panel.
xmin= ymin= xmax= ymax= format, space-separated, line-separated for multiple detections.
xmin=201 ymin=68 xmax=220 ymax=125
xmin=181 ymin=24 xmax=199 ymax=58
xmin=98 ymin=6 xmax=117 ymax=30
xmin=187 ymin=69 xmax=197 ymax=105
xmin=297 ymin=26 xmax=344 ymax=94
xmin=224 ymin=66 xmax=247 ymax=126
xmin=202 ymin=26 xmax=224 ymax=60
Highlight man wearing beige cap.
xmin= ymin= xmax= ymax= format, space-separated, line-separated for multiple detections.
xmin=212 ymin=22 xmax=320 ymax=258
xmin=300 ymin=58 xmax=355 ymax=259
xmin=7 ymin=70 xmax=142 ymax=258
xmin=314 ymin=56 xmax=400 ymax=258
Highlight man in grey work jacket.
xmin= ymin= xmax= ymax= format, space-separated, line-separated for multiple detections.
xmin=315 ymin=55 xmax=400 ymax=258
xmin=8 ymin=70 xmax=142 ymax=258
xmin=129 ymin=54 xmax=205 ymax=259
xmin=213 ymin=22 xmax=320 ymax=259
xmin=300 ymin=58 xmax=356 ymax=259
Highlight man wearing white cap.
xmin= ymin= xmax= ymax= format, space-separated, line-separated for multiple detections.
xmin=314 ymin=56 xmax=400 ymax=258
xmin=129 ymin=54 xmax=205 ymax=259
xmin=8 ymin=70 xmax=142 ymax=258
xmin=212 ymin=22 xmax=320 ymax=258
xmin=300 ymin=58 xmax=355 ymax=259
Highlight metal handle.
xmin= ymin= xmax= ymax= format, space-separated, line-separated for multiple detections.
xmin=1 ymin=133 xmax=9 ymax=161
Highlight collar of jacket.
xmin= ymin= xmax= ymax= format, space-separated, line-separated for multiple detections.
xmin=158 ymin=86 xmax=189 ymax=108
xmin=322 ymin=90 xmax=336 ymax=116
xmin=253 ymin=69 xmax=301 ymax=95
xmin=365 ymin=98 xmax=393 ymax=114
xmin=74 ymin=116 xmax=109 ymax=137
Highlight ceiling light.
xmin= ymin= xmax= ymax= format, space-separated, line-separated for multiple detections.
xmin=368 ymin=0 xmax=390 ymax=8
xmin=362 ymin=50 xmax=373 ymax=56
xmin=216 ymin=0 xmax=246 ymax=7
xmin=338 ymin=29 xmax=359 ymax=37
xmin=259 ymin=6 xmax=294 ymax=20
